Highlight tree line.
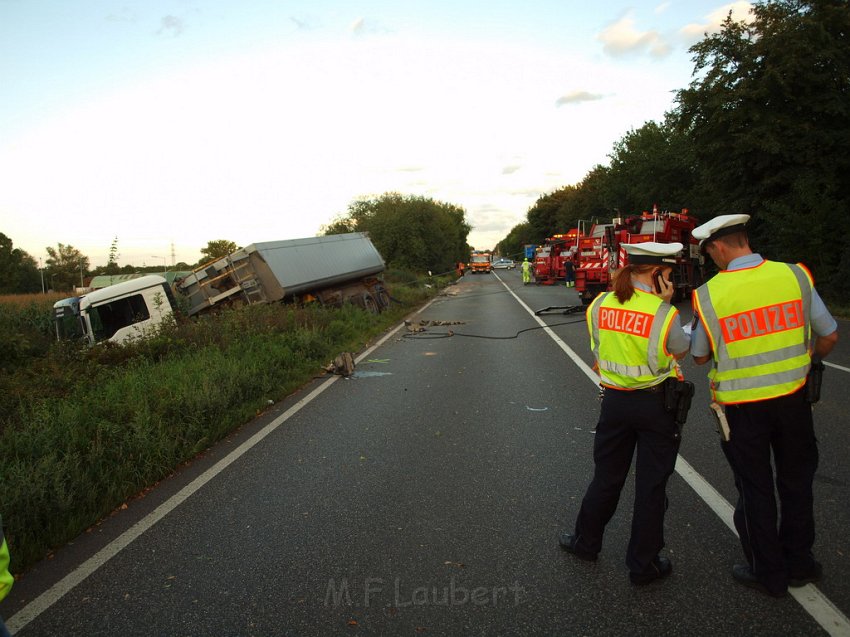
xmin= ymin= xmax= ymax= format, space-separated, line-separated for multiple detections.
xmin=496 ymin=0 xmax=849 ymax=301
xmin=0 ymin=236 xmax=239 ymax=294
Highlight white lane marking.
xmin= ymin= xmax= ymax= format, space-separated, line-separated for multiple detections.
xmin=6 ymin=302 xmax=436 ymax=634
xmin=825 ymin=361 xmax=850 ymax=373
xmin=497 ymin=275 xmax=850 ymax=637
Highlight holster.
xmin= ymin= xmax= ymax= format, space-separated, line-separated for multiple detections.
xmin=664 ymin=378 xmax=696 ymax=426
xmin=805 ymin=359 xmax=825 ymax=404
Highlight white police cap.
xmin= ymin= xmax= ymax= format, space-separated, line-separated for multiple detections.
xmin=692 ymin=214 xmax=750 ymax=243
xmin=623 ymin=241 xmax=683 ymax=265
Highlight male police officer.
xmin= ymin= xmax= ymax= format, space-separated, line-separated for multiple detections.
xmin=691 ymin=214 xmax=838 ymax=597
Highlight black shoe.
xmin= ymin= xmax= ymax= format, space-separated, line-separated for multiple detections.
xmin=558 ymin=532 xmax=597 ymax=562
xmin=732 ymin=564 xmax=787 ymax=598
xmin=629 ymin=556 xmax=672 ymax=585
xmin=789 ymin=561 xmax=822 ymax=587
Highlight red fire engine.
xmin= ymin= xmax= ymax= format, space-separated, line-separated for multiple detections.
xmin=533 ymin=229 xmax=582 ymax=285
xmin=574 ymin=207 xmax=702 ymax=304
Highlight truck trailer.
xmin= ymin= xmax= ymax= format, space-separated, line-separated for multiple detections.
xmin=54 ymin=232 xmax=389 ymax=346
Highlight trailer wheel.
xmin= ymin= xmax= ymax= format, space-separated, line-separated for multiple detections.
xmin=376 ymin=289 xmax=390 ymax=309
xmin=362 ymin=294 xmax=379 ymax=314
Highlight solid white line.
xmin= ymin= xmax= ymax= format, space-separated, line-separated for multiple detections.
xmin=825 ymin=361 xmax=850 ymax=373
xmin=7 ymin=310 xmax=424 ymax=634
xmin=496 ymin=275 xmax=850 ymax=637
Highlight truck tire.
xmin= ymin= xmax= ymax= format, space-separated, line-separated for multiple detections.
xmin=362 ymin=293 xmax=379 ymax=314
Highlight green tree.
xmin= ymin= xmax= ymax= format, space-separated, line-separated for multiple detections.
xmin=0 ymin=233 xmax=40 ymax=293
xmin=324 ymin=193 xmax=471 ymax=273
xmin=45 ymin=243 xmax=89 ymax=292
xmin=672 ymin=0 xmax=850 ymax=298
xmin=494 ymin=222 xmax=534 ymax=261
xmin=605 ymin=119 xmax=696 ymax=215
xmin=199 ymin=240 xmax=238 ymax=264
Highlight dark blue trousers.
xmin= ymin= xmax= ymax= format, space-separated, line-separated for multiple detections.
xmin=573 ymin=386 xmax=680 ymax=574
xmin=721 ymin=387 xmax=819 ymax=595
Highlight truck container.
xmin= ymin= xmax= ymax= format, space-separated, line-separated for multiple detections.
xmin=177 ymin=233 xmax=387 ymax=316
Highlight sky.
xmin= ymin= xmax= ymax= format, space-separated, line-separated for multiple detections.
xmin=0 ymin=0 xmax=753 ymax=268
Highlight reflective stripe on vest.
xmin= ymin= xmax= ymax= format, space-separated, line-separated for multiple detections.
xmin=588 ymin=290 xmax=678 ymax=389
xmin=693 ymin=260 xmax=812 ymax=404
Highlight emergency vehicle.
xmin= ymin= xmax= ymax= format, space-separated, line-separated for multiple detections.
xmin=533 ymin=229 xmax=582 ymax=285
xmin=469 ymin=250 xmax=492 ymax=274
xmin=574 ymin=208 xmax=702 ymax=304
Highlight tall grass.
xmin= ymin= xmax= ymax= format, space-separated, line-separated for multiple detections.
xmin=0 ymin=273 xmax=450 ymax=573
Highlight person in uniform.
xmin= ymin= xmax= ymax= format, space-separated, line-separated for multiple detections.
xmin=691 ymin=214 xmax=838 ymax=598
xmin=560 ymin=241 xmax=691 ymax=585
xmin=521 ymin=258 xmax=532 ymax=285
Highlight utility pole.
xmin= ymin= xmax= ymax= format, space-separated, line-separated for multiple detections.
xmin=39 ymin=258 xmax=45 ymax=294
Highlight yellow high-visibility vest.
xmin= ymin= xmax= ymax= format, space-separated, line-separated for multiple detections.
xmin=588 ymin=290 xmax=680 ymax=390
xmin=693 ymin=260 xmax=813 ymax=404
xmin=0 ymin=515 xmax=12 ymax=603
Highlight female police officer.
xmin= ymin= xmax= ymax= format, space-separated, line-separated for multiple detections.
xmin=559 ymin=241 xmax=691 ymax=585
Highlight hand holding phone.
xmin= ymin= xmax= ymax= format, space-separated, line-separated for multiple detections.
xmin=653 ymin=270 xmax=664 ymax=294
xmin=652 ymin=269 xmax=674 ymax=302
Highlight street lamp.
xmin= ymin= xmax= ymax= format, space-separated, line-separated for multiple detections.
xmin=151 ymin=255 xmax=167 ymax=276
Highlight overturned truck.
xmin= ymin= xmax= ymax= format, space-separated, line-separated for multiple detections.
xmin=54 ymin=233 xmax=390 ymax=346
xmin=178 ymin=233 xmax=388 ymax=316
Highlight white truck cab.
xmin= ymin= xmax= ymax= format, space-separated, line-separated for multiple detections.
xmin=53 ymin=275 xmax=176 ymax=346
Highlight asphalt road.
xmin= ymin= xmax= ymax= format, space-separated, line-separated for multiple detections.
xmin=6 ymin=270 xmax=850 ymax=636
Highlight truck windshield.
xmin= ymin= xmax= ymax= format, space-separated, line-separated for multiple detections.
xmin=640 ymin=220 xmax=667 ymax=234
xmin=472 ymin=255 xmax=490 ymax=263
xmin=54 ymin=303 xmax=84 ymax=340
xmin=87 ymin=294 xmax=151 ymax=342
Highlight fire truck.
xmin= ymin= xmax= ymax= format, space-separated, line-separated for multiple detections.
xmin=574 ymin=208 xmax=702 ymax=304
xmin=533 ymin=229 xmax=582 ymax=285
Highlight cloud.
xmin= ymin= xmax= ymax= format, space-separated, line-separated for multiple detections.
xmin=156 ymin=15 xmax=185 ymax=38
xmin=351 ymin=17 xmax=366 ymax=35
xmin=290 ymin=16 xmax=311 ymax=30
xmin=501 ymin=164 xmax=521 ymax=175
xmin=555 ymin=91 xmax=605 ymax=107
xmin=597 ymin=11 xmax=671 ymax=59
xmin=680 ymin=2 xmax=754 ymax=44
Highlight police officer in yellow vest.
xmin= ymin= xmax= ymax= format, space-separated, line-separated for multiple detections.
xmin=1 ymin=515 xmax=13 ymax=637
xmin=560 ymin=241 xmax=690 ymax=585
xmin=691 ymin=214 xmax=839 ymax=598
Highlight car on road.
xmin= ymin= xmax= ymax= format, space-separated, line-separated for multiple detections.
xmin=492 ymin=258 xmax=516 ymax=270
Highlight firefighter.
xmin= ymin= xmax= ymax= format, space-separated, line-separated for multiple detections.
xmin=691 ymin=214 xmax=838 ymax=597
xmin=560 ymin=242 xmax=690 ymax=585
xmin=1 ymin=515 xmax=12 ymax=637
xmin=521 ymin=258 xmax=532 ymax=284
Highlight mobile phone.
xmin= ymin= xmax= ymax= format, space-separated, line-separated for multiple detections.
xmin=653 ymin=270 xmax=664 ymax=294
